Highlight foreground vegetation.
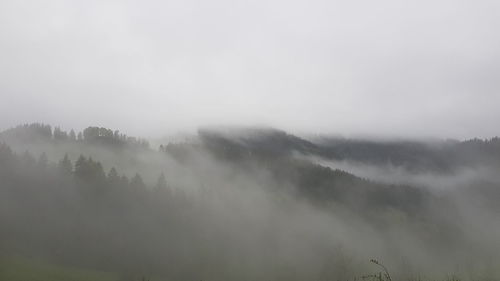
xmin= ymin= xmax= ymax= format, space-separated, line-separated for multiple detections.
xmin=0 ymin=255 xmax=474 ymax=281
xmin=0 ymin=256 xmax=117 ymax=281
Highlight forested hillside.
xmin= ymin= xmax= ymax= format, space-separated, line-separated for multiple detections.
xmin=1 ymin=123 xmax=500 ymax=280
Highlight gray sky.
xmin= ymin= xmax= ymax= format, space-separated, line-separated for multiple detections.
xmin=1 ymin=0 xmax=499 ymax=139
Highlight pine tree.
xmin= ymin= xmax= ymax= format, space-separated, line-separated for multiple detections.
xmin=74 ymin=155 xmax=106 ymax=184
xmin=0 ymin=143 xmax=14 ymax=163
xmin=53 ymin=127 xmax=68 ymax=141
xmin=155 ymin=172 xmax=168 ymax=191
xmin=120 ymin=175 xmax=130 ymax=187
xmin=69 ymin=129 xmax=76 ymax=141
xmin=58 ymin=153 xmax=73 ymax=174
xmin=21 ymin=150 xmax=36 ymax=168
xmin=37 ymin=152 xmax=48 ymax=170
xmin=130 ymin=173 xmax=145 ymax=189
xmin=107 ymin=167 xmax=119 ymax=183
xmin=93 ymin=160 xmax=106 ymax=181
xmin=74 ymin=155 xmax=87 ymax=179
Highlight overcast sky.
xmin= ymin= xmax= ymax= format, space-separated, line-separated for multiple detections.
xmin=1 ymin=0 xmax=499 ymax=139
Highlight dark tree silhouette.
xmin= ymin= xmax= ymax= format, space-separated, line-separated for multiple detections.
xmin=58 ymin=153 xmax=73 ymax=174
xmin=74 ymin=155 xmax=105 ymax=183
xmin=130 ymin=173 xmax=145 ymax=189
xmin=37 ymin=152 xmax=48 ymax=170
xmin=53 ymin=126 xmax=68 ymax=141
xmin=155 ymin=172 xmax=168 ymax=191
xmin=69 ymin=129 xmax=77 ymax=141
xmin=107 ymin=167 xmax=120 ymax=185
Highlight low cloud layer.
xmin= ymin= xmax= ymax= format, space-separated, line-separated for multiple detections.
xmin=309 ymin=156 xmax=500 ymax=190
xmin=1 ymin=0 xmax=500 ymax=138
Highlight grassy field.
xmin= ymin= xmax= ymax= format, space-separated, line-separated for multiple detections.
xmin=0 ymin=256 xmax=119 ymax=281
xmin=0 ymin=255 xmax=487 ymax=281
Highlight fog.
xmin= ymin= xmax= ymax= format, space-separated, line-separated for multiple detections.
xmin=1 ymin=126 xmax=500 ymax=280
xmin=1 ymin=0 xmax=500 ymax=138
xmin=1 ymin=0 xmax=500 ymax=280
xmin=309 ymin=156 xmax=500 ymax=191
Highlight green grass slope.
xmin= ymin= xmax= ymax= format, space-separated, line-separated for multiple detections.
xmin=0 ymin=256 xmax=118 ymax=281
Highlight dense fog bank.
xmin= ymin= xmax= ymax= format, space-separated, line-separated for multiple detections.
xmin=1 ymin=124 xmax=500 ymax=280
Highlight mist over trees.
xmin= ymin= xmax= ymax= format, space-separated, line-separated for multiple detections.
xmin=1 ymin=123 xmax=500 ymax=280
xmin=0 ymin=123 xmax=150 ymax=149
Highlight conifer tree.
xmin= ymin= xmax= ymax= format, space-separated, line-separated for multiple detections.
xmin=37 ymin=152 xmax=48 ymax=169
xmin=107 ymin=167 xmax=119 ymax=183
xmin=130 ymin=173 xmax=145 ymax=189
xmin=58 ymin=153 xmax=73 ymax=174
xmin=155 ymin=172 xmax=168 ymax=191
xmin=69 ymin=129 xmax=76 ymax=141
xmin=74 ymin=155 xmax=87 ymax=179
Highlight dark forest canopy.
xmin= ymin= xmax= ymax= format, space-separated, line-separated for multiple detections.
xmin=0 ymin=123 xmax=150 ymax=149
xmin=3 ymin=123 xmax=500 ymax=171
xmin=192 ymin=126 xmax=500 ymax=173
xmin=0 ymin=140 xmax=454 ymax=281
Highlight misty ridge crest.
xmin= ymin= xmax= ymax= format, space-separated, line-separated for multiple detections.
xmin=1 ymin=122 xmax=500 ymax=280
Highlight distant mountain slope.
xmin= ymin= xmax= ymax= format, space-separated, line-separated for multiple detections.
xmin=195 ymin=126 xmax=500 ymax=173
xmin=165 ymin=127 xmax=433 ymax=215
xmin=2 ymin=123 xmax=498 ymax=212
xmin=3 ymin=123 xmax=499 ymax=173
xmin=1 ymin=123 xmax=494 ymax=279
xmin=197 ymin=126 xmax=320 ymax=158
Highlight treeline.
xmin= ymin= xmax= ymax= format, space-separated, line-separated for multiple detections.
xmin=0 ymin=142 xmax=188 ymax=278
xmin=163 ymin=134 xmax=432 ymax=216
xmin=0 ymin=131 xmax=479 ymax=280
xmin=0 ymin=142 xmax=167 ymax=194
xmin=315 ymin=137 xmax=500 ymax=172
xmin=0 ymin=123 xmax=150 ymax=149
